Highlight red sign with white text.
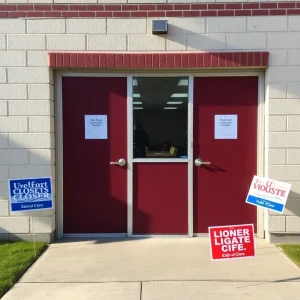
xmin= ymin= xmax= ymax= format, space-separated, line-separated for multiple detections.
xmin=209 ymin=224 xmax=255 ymax=260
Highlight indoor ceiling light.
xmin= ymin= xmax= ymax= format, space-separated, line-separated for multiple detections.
xmin=166 ymin=101 xmax=183 ymax=105
xmin=133 ymin=107 xmax=143 ymax=110
xmin=133 ymin=101 xmax=142 ymax=104
xmin=164 ymin=107 xmax=177 ymax=110
xmin=133 ymin=79 xmax=138 ymax=86
xmin=178 ymin=79 xmax=188 ymax=86
xmin=133 ymin=93 xmax=141 ymax=98
xmin=171 ymin=93 xmax=188 ymax=98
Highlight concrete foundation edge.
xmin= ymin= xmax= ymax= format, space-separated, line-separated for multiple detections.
xmin=269 ymin=233 xmax=300 ymax=244
xmin=0 ymin=232 xmax=55 ymax=243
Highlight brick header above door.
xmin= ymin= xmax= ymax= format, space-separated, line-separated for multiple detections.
xmin=48 ymin=52 xmax=269 ymax=69
xmin=0 ymin=2 xmax=299 ymax=18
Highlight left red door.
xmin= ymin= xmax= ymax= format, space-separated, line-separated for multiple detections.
xmin=62 ymin=77 xmax=127 ymax=234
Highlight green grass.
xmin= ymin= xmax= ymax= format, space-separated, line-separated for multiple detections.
xmin=0 ymin=241 xmax=47 ymax=298
xmin=280 ymin=244 xmax=300 ymax=267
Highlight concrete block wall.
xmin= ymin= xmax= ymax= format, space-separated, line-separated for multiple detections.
xmin=266 ymin=16 xmax=300 ymax=242
xmin=0 ymin=17 xmax=55 ymax=242
xmin=0 ymin=4 xmax=299 ymax=242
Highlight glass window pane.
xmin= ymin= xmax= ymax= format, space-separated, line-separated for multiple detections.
xmin=133 ymin=77 xmax=188 ymax=159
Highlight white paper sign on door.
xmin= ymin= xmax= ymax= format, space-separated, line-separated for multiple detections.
xmin=214 ymin=115 xmax=237 ymax=139
xmin=85 ymin=115 xmax=107 ymax=139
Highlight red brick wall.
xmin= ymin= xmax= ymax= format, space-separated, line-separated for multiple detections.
xmin=0 ymin=2 xmax=299 ymax=18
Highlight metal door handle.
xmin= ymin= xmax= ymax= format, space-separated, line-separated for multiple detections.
xmin=110 ymin=158 xmax=126 ymax=167
xmin=194 ymin=158 xmax=211 ymax=167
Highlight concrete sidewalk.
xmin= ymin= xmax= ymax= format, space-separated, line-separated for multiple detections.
xmin=2 ymin=238 xmax=300 ymax=299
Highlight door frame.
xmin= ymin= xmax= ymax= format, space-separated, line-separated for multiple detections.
xmin=127 ymin=75 xmax=193 ymax=238
xmin=55 ymin=70 xmax=265 ymax=239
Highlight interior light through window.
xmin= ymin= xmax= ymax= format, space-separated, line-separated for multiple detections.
xmin=171 ymin=93 xmax=188 ymax=98
xmin=178 ymin=79 xmax=188 ymax=86
xmin=166 ymin=101 xmax=183 ymax=105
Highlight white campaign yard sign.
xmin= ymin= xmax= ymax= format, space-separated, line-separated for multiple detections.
xmin=246 ymin=176 xmax=291 ymax=213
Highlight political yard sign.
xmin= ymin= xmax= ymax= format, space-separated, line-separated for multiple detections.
xmin=209 ymin=224 xmax=255 ymax=261
xmin=246 ymin=176 xmax=291 ymax=213
xmin=9 ymin=177 xmax=53 ymax=212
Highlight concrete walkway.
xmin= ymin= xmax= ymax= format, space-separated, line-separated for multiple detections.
xmin=3 ymin=238 xmax=300 ymax=299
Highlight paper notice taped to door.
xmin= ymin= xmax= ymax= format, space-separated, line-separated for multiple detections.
xmin=85 ymin=115 xmax=107 ymax=139
xmin=214 ymin=115 xmax=237 ymax=139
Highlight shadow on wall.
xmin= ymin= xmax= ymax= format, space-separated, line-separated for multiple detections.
xmin=164 ymin=27 xmax=300 ymax=225
xmin=286 ymin=191 xmax=300 ymax=217
xmin=164 ymin=24 xmax=259 ymax=57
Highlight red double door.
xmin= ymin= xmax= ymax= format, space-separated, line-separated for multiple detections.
xmin=62 ymin=76 xmax=258 ymax=235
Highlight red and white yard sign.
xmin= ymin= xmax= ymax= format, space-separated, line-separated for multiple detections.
xmin=209 ymin=224 xmax=255 ymax=261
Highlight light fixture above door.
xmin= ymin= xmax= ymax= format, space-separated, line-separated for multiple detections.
xmin=152 ymin=20 xmax=168 ymax=34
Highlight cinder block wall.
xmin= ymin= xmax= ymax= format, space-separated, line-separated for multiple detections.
xmin=0 ymin=18 xmax=55 ymax=242
xmin=0 ymin=1 xmax=299 ymax=242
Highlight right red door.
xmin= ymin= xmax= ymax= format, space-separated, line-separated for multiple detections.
xmin=193 ymin=76 xmax=258 ymax=233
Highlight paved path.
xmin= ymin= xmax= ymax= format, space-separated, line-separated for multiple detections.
xmin=3 ymin=238 xmax=300 ymax=299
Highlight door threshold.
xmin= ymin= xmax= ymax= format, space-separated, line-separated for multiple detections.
xmin=63 ymin=233 xmax=127 ymax=238
xmin=193 ymin=233 xmax=209 ymax=237
xmin=130 ymin=234 xmax=190 ymax=238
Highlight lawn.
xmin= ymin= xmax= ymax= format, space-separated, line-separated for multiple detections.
xmin=280 ymin=244 xmax=300 ymax=267
xmin=0 ymin=241 xmax=47 ymax=298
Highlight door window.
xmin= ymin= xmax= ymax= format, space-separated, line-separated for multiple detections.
xmin=133 ymin=77 xmax=188 ymax=159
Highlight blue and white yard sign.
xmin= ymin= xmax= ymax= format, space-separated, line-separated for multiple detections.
xmin=9 ymin=177 xmax=53 ymax=212
xmin=246 ymin=176 xmax=291 ymax=213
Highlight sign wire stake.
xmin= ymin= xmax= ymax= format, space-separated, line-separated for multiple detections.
xmin=31 ymin=217 xmax=37 ymax=257
xmin=233 ymin=258 xmax=237 ymax=290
